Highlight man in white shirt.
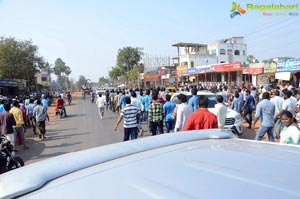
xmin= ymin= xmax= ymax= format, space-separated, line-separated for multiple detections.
xmin=96 ymin=93 xmax=106 ymax=120
xmin=174 ymin=94 xmax=193 ymax=132
xmin=270 ymin=89 xmax=283 ymax=117
xmin=215 ymin=95 xmax=227 ymax=129
xmin=275 ymin=89 xmax=296 ymax=119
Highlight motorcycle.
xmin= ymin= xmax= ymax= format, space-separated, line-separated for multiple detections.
xmin=56 ymin=106 xmax=65 ymax=118
xmin=0 ymin=135 xmax=24 ymax=174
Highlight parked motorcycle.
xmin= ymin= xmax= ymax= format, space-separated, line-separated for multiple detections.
xmin=0 ymin=135 xmax=24 ymax=174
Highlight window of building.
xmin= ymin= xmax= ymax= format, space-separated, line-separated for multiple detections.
xmin=220 ymin=61 xmax=225 ymax=63
xmin=191 ymin=61 xmax=194 ymax=68
xmin=41 ymin=77 xmax=48 ymax=82
xmin=227 ymin=49 xmax=232 ymax=55
xmin=220 ymin=49 xmax=226 ymax=55
xmin=181 ymin=62 xmax=188 ymax=66
xmin=234 ymin=50 xmax=240 ymax=55
xmin=243 ymin=50 xmax=246 ymax=56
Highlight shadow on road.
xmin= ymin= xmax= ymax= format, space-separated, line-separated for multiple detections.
xmin=45 ymin=142 xmax=83 ymax=148
xmin=28 ymin=152 xmax=66 ymax=161
xmin=64 ymin=113 xmax=87 ymax=118
xmin=47 ymin=132 xmax=90 ymax=141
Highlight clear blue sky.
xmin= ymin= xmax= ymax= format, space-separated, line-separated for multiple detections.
xmin=0 ymin=0 xmax=299 ymax=82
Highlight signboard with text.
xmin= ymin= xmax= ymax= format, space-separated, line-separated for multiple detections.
xmin=276 ymin=59 xmax=300 ymax=72
xmin=143 ymin=74 xmax=160 ymax=81
xmin=176 ymin=65 xmax=187 ymax=75
xmin=211 ymin=62 xmax=242 ymax=71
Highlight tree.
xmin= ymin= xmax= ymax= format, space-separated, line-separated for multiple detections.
xmin=247 ymin=54 xmax=259 ymax=63
xmin=128 ymin=67 xmax=139 ymax=86
xmin=0 ymin=37 xmax=44 ymax=82
xmin=53 ymin=58 xmax=67 ymax=76
xmin=64 ymin=66 xmax=72 ymax=76
xmin=98 ymin=76 xmax=108 ymax=87
xmin=76 ymin=75 xmax=87 ymax=90
xmin=116 ymin=47 xmax=143 ymax=76
xmin=108 ymin=66 xmax=121 ymax=80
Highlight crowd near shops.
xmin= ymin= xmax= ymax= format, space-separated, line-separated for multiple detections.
xmin=96 ymin=82 xmax=300 ymax=145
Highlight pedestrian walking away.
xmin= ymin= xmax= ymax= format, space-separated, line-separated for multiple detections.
xmin=96 ymin=93 xmax=105 ymax=120
xmin=10 ymin=100 xmax=28 ymax=150
xmin=215 ymin=95 xmax=227 ymax=129
xmin=184 ymin=95 xmax=218 ymax=131
xmin=0 ymin=102 xmax=16 ymax=143
xmin=114 ymin=96 xmax=140 ymax=141
xmin=33 ymin=99 xmax=47 ymax=140
xmin=148 ymin=92 xmax=164 ymax=135
xmin=174 ymin=94 xmax=193 ymax=132
xmin=163 ymin=94 xmax=176 ymax=133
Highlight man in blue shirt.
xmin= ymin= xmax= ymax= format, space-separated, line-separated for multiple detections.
xmin=142 ymin=89 xmax=151 ymax=127
xmin=231 ymin=91 xmax=243 ymax=114
xmin=163 ymin=94 xmax=176 ymax=133
xmin=119 ymin=91 xmax=126 ymax=110
xmin=243 ymin=89 xmax=255 ymax=129
xmin=188 ymin=88 xmax=198 ymax=112
xmin=252 ymin=92 xmax=275 ymax=142
xmin=41 ymin=96 xmax=49 ymax=121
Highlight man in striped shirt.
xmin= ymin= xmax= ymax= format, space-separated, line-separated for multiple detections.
xmin=114 ymin=96 xmax=140 ymax=141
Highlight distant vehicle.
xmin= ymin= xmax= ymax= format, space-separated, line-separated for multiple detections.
xmin=1 ymin=130 xmax=300 ymax=199
xmin=171 ymin=90 xmax=242 ymax=136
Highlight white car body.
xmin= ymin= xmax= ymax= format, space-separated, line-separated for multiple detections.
xmin=171 ymin=91 xmax=242 ymax=135
xmin=1 ymin=130 xmax=300 ymax=199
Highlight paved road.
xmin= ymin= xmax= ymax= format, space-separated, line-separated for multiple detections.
xmin=19 ymin=97 xmax=133 ymax=165
xmin=18 ymin=96 xmax=261 ymax=165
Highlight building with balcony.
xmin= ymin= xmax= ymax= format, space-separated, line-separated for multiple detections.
xmin=173 ymin=37 xmax=247 ymax=87
xmin=208 ymin=37 xmax=247 ymax=64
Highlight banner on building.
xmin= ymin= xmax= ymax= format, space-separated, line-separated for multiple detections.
xmin=211 ymin=62 xmax=242 ymax=71
xmin=243 ymin=67 xmax=264 ymax=74
xmin=143 ymin=74 xmax=160 ymax=81
xmin=159 ymin=68 xmax=167 ymax=75
xmin=176 ymin=65 xmax=187 ymax=75
xmin=187 ymin=68 xmax=197 ymax=75
xmin=269 ymin=62 xmax=277 ymax=73
xmin=276 ymin=59 xmax=300 ymax=72
xmin=196 ymin=65 xmax=211 ymax=73
xmin=0 ymin=79 xmax=17 ymax=87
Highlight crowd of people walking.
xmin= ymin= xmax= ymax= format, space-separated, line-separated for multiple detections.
xmin=97 ymin=83 xmax=300 ymax=145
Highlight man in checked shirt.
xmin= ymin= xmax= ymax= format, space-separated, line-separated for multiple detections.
xmin=148 ymin=92 xmax=164 ymax=136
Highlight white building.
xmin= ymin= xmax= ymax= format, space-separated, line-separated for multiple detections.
xmin=172 ymin=42 xmax=217 ymax=67
xmin=208 ymin=37 xmax=247 ymax=64
xmin=172 ymin=37 xmax=247 ymax=86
